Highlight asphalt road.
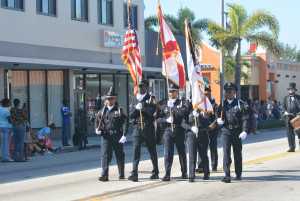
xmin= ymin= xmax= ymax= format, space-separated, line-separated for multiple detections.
xmin=0 ymin=128 xmax=300 ymax=201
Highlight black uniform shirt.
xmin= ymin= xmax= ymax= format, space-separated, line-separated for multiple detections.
xmin=181 ymin=110 xmax=210 ymax=131
xmin=129 ymin=93 xmax=157 ymax=123
xmin=94 ymin=105 xmax=129 ymax=136
xmin=157 ymin=99 xmax=188 ymax=127
xmin=216 ymin=99 xmax=249 ymax=132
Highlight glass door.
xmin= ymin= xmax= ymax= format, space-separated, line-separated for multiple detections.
xmin=74 ymin=91 xmax=87 ymax=135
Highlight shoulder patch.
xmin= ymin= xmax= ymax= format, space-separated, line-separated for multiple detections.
xmin=122 ymin=109 xmax=127 ymax=116
xmin=152 ymin=97 xmax=157 ymax=105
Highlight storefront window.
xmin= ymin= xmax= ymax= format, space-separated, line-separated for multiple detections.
xmin=30 ymin=71 xmax=46 ymax=128
xmin=73 ymin=74 xmax=84 ymax=90
xmin=86 ymin=74 xmax=100 ymax=125
xmin=115 ymin=75 xmax=127 ymax=113
xmin=47 ymin=71 xmax=63 ymax=127
xmin=128 ymin=77 xmax=135 ymax=106
xmin=10 ymin=71 xmax=28 ymax=111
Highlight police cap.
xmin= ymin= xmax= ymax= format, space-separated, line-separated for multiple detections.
xmin=224 ymin=82 xmax=238 ymax=91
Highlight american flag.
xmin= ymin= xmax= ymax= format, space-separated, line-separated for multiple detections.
xmin=121 ymin=3 xmax=142 ymax=95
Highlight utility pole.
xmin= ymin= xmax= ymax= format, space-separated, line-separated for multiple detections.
xmin=220 ymin=0 xmax=225 ymax=104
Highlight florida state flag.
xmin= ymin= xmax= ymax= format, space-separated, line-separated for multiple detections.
xmin=158 ymin=3 xmax=186 ymax=90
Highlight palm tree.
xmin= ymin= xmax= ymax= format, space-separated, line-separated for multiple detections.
xmin=208 ymin=3 xmax=282 ymax=99
xmin=145 ymin=7 xmax=211 ymax=44
xmin=218 ymin=57 xmax=250 ymax=82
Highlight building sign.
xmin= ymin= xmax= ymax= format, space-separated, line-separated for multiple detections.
xmin=101 ymin=30 xmax=124 ymax=48
xmin=200 ymin=64 xmax=213 ymax=69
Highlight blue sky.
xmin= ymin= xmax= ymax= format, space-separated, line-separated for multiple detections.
xmin=144 ymin=0 xmax=300 ymax=54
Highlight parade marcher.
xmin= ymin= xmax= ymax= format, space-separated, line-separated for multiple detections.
xmin=182 ymin=109 xmax=210 ymax=182
xmin=94 ymin=88 xmax=128 ymax=182
xmin=157 ymin=83 xmax=188 ymax=181
xmin=282 ymin=82 xmax=300 ymax=152
xmin=196 ymin=87 xmax=219 ymax=173
xmin=128 ymin=79 xmax=159 ymax=182
xmin=216 ymin=83 xmax=249 ymax=183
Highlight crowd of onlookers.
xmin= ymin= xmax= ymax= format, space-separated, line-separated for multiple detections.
xmin=0 ymin=98 xmax=60 ymax=163
xmin=245 ymin=98 xmax=284 ymax=135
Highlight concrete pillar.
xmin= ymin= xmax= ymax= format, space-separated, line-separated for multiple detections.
xmin=0 ymin=65 xmax=4 ymax=101
xmin=68 ymin=69 xmax=75 ymax=139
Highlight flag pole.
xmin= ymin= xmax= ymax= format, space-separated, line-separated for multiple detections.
xmin=163 ymin=55 xmax=174 ymax=132
xmin=127 ymin=0 xmax=143 ymax=131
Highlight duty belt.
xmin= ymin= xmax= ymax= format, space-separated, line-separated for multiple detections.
xmin=167 ymin=123 xmax=179 ymax=129
xmin=224 ymin=124 xmax=240 ymax=130
xmin=103 ymin=130 xmax=119 ymax=135
xmin=138 ymin=121 xmax=151 ymax=128
xmin=198 ymin=128 xmax=207 ymax=132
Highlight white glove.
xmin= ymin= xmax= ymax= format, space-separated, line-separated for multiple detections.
xmin=95 ymin=129 xmax=101 ymax=135
xmin=284 ymin=111 xmax=289 ymax=115
xmin=191 ymin=126 xmax=198 ymax=134
xmin=217 ymin=118 xmax=224 ymax=125
xmin=136 ymin=94 xmax=143 ymax=101
xmin=239 ymin=131 xmax=247 ymax=140
xmin=193 ymin=110 xmax=199 ymax=117
xmin=166 ymin=117 xmax=174 ymax=123
xmin=135 ymin=103 xmax=142 ymax=110
xmin=167 ymin=100 xmax=174 ymax=108
xmin=119 ymin=136 xmax=127 ymax=143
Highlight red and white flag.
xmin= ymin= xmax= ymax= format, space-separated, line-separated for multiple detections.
xmin=121 ymin=3 xmax=142 ymax=94
xmin=158 ymin=4 xmax=186 ymax=90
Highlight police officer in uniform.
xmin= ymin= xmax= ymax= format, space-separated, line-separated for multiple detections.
xmin=216 ymin=83 xmax=248 ymax=183
xmin=283 ymin=82 xmax=300 ymax=152
xmin=196 ymin=87 xmax=219 ymax=173
xmin=94 ymin=88 xmax=128 ymax=182
xmin=157 ymin=83 xmax=188 ymax=181
xmin=182 ymin=109 xmax=210 ymax=182
xmin=128 ymin=79 xmax=159 ymax=182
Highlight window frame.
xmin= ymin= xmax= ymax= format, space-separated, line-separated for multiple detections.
xmin=98 ymin=0 xmax=113 ymax=26
xmin=71 ymin=0 xmax=88 ymax=22
xmin=123 ymin=3 xmax=138 ymax=30
xmin=36 ymin=0 xmax=57 ymax=17
xmin=1 ymin=0 xmax=24 ymax=11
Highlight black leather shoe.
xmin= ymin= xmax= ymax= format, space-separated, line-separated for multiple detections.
xmin=195 ymin=168 xmax=204 ymax=173
xmin=212 ymin=168 xmax=218 ymax=172
xmin=128 ymin=175 xmax=138 ymax=182
xmin=203 ymin=174 xmax=210 ymax=180
xmin=162 ymin=175 xmax=170 ymax=181
xmin=180 ymin=173 xmax=188 ymax=179
xmin=221 ymin=176 xmax=231 ymax=183
xmin=150 ymin=174 xmax=159 ymax=179
xmin=189 ymin=178 xmax=195 ymax=182
xmin=119 ymin=175 xmax=125 ymax=179
xmin=235 ymin=176 xmax=242 ymax=181
xmin=287 ymin=149 xmax=295 ymax=152
xmin=98 ymin=176 xmax=109 ymax=182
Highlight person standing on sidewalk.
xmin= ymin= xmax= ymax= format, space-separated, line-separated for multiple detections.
xmin=282 ymin=82 xmax=300 ymax=152
xmin=157 ymin=83 xmax=188 ymax=182
xmin=61 ymin=100 xmax=72 ymax=146
xmin=0 ymin=98 xmax=13 ymax=162
xmin=10 ymin=99 xmax=27 ymax=162
xmin=128 ymin=80 xmax=159 ymax=182
xmin=216 ymin=83 xmax=249 ymax=183
xmin=94 ymin=88 xmax=128 ymax=182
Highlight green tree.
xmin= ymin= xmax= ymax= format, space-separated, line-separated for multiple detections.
xmin=297 ymin=51 xmax=300 ymax=62
xmin=280 ymin=43 xmax=297 ymax=61
xmin=145 ymin=7 xmax=211 ymax=44
xmin=208 ymin=3 xmax=282 ymax=99
xmin=217 ymin=57 xmax=250 ymax=82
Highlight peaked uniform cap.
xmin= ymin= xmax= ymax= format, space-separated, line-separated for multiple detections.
xmin=224 ymin=82 xmax=238 ymax=91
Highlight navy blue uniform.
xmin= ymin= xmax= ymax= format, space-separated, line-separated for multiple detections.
xmin=94 ymin=105 xmax=128 ymax=178
xmin=182 ymin=111 xmax=210 ymax=179
xmin=157 ymin=99 xmax=188 ymax=177
xmin=217 ymin=99 xmax=248 ymax=178
xmin=129 ymin=93 xmax=159 ymax=177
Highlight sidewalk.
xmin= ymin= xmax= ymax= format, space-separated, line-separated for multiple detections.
xmin=51 ymin=134 xmax=133 ymax=152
